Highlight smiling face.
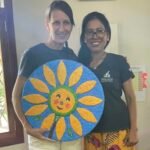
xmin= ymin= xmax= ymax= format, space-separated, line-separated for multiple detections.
xmin=46 ymin=9 xmax=73 ymax=45
xmin=50 ymin=88 xmax=76 ymax=115
xmin=84 ymin=19 xmax=110 ymax=53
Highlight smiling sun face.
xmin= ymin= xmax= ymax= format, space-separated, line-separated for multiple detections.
xmin=50 ymin=88 xmax=76 ymax=115
xmin=22 ymin=60 xmax=103 ymax=141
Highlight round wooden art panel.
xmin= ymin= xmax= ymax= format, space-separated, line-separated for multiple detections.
xmin=22 ymin=59 xmax=104 ymax=141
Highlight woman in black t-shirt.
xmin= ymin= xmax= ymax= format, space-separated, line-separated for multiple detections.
xmin=78 ymin=12 xmax=138 ymax=150
xmin=12 ymin=1 xmax=82 ymax=150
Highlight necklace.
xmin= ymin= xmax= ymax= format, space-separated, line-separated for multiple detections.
xmin=90 ymin=52 xmax=107 ymax=69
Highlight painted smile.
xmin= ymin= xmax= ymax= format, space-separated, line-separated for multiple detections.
xmin=57 ymin=106 xmax=63 ymax=110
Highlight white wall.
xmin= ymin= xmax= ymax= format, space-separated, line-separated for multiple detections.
xmin=1 ymin=0 xmax=149 ymax=149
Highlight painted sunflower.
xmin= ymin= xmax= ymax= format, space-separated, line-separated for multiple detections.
xmin=22 ymin=60 xmax=104 ymax=141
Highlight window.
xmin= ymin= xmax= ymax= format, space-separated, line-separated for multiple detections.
xmin=0 ymin=0 xmax=24 ymax=147
xmin=0 ymin=47 xmax=8 ymax=133
xmin=0 ymin=0 xmax=4 ymax=8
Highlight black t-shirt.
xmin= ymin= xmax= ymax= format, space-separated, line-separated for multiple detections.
xmin=18 ymin=43 xmax=78 ymax=78
xmin=91 ymin=53 xmax=134 ymax=132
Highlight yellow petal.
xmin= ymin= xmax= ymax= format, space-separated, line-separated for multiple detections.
xmin=76 ymin=80 xmax=96 ymax=94
xmin=57 ymin=61 xmax=66 ymax=85
xmin=41 ymin=113 xmax=55 ymax=129
xmin=43 ymin=65 xmax=56 ymax=87
xmin=56 ymin=117 xmax=66 ymax=140
xmin=70 ymin=114 xmax=82 ymax=136
xmin=68 ymin=66 xmax=83 ymax=87
xmin=23 ymin=94 xmax=48 ymax=104
xmin=77 ymin=108 xmax=97 ymax=123
xmin=78 ymin=96 xmax=102 ymax=106
xmin=30 ymin=78 xmax=49 ymax=93
xmin=25 ymin=104 xmax=48 ymax=116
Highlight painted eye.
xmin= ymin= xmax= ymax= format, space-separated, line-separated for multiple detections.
xmin=56 ymin=94 xmax=61 ymax=98
xmin=66 ymin=97 xmax=70 ymax=101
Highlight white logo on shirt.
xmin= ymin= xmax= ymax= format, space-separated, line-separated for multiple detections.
xmin=104 ymin=71 xmax=111 ymax=78
xmin=101 ymin=70 xmax=113 ymax=83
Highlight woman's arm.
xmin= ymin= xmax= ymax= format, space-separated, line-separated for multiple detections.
xmin=12 ymin=76 xmax=53 ymax=141
xmin=123 ymin=78 xmax=139 ymax=146
xmin=12 ymin=76 xmax=29 ymax=128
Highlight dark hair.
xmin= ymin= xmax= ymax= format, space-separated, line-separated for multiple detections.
xmin=45 ymin=0 xmax=75 ymax=25
xmin=78 ymin=12 xmax=111 ymax=65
